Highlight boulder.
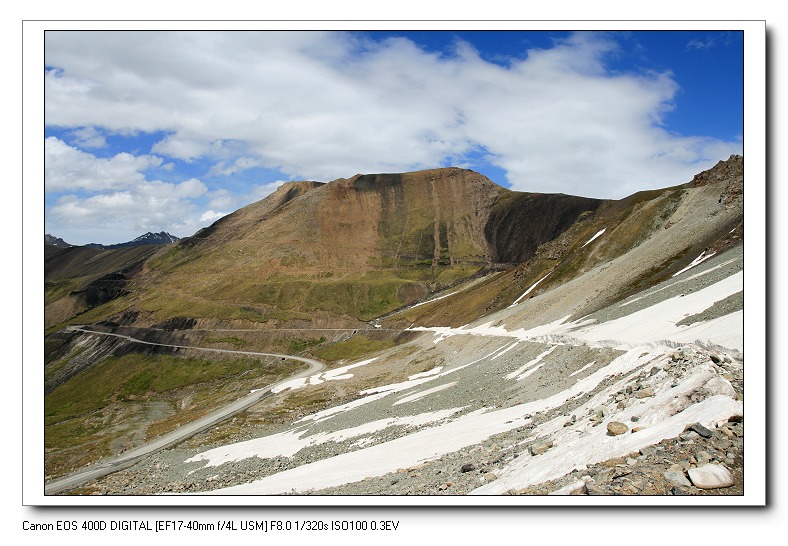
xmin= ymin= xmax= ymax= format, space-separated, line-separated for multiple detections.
xmin=688 ymin=464 xmax=734 ymax=489
xmin=607 ymin=421 xmax=629 ymax=436
xmin=530 ymin=439 xmax=554 ymax=456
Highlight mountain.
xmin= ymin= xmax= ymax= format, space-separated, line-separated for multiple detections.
xmin=86 ymin=231 xmax=180 ymax=249
xmin=42 ymin=156 xmax=747 ymax=498
xmin=44 ymin=234 xmax=72 ymax=247
xmin=44 ymin=168 xmax=611 ymax=329
xmin=43 ymin=160 xmax=743 ymax=331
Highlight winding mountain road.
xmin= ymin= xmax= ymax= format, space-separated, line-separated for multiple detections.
xmin=44 ymin=327 xmax=326 ymax=495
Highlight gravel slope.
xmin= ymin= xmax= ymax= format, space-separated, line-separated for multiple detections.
xmin=79 ymin=244 xmax=745 ymax=500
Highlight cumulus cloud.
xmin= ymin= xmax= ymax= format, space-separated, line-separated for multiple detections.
xmin=208 ymin=156 xmax=267 ymax=177
xmin=44 ymin=30 xmax=742 ymax=241
xmin=45 ymin=136 xmax=208 ymax=244
xmin=200 ymin=210 xmax=228 ymax=223
xmin=45 ymin=136 xmax=163 ymax=192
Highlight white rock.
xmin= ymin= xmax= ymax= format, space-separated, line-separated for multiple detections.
xmin=688 ymin=463 xmax=734 ymax=489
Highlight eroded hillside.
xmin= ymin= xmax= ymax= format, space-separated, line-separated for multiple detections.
xmin=45 ymin=167 xmax=611 ymax=329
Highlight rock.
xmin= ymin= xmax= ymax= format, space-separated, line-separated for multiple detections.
xmin=548 ymin=479 xmax=588 ymax=495
xmin=663 ymin=470 xmax=692 ymax=487
xmin=711 ymin=436 xmax=732 ymax=450
xmin=640 ymin=445 xmax=658 ymax=458
xmin=607 ymin=421 xmax=629 ymax=436
xmin=689 ymin=422 xmax=713 ymax=438
xmin=585 ymin=483 xmax=607 ymax=495
xmin=530 ymin=439 xmax=554 ymax=456
xmin=695 ymin=451 xmax=712 ymax=464
xmin=635 ymin=388 xmax=655 ymax=399
xmin=688 ymin=464 xmax=735 ymax=489
xmin=460 ymin=463 xmax=476 ymax=473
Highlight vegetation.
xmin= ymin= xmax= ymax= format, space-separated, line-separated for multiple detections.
xmin=313 ymin=335 xmax=396 ymax=362
xmin=286 ymin=336 xmax=326 ymax=353
xmin=45 ymin=353 xmax=268 ymax=423
xmin=44 ymin=350 xmax=298 ymax=478
xmin=204 ymin=336 xmax=248 ymax=347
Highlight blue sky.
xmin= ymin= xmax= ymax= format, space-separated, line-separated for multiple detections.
xmin=44 ymin=30 xmax=744 ymax=245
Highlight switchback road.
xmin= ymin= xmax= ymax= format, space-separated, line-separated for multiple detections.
xmin=44 ymin=327 xmax=326 ymax=495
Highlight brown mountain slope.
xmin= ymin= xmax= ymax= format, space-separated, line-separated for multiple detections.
xmin=77 ymin=168 xmax=600 ymax=326
xmin=44 ymin=158 xmax=742 ymax=330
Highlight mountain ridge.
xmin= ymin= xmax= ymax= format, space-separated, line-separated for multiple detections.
xmin=85 ymin=231 xmax=180 ymax=249
xmin=44 ymin=159 xmax=742 ymax=332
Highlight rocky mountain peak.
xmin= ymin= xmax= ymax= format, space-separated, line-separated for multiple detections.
xmin=44 ymin=234 xmax=72 ymax=247
xmin=689 ymin=154 xmax=743 ymax=187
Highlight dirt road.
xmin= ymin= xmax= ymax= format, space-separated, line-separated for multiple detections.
xmin=43 ymin=328 xmax=326 ymax=495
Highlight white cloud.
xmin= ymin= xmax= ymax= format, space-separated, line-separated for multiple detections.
xmin=45 ymin=136 xmax=163 ymax=193
xmin=208 ymin=156 xmax=266 ymax=177
xmin=685 ymin=37 xmax=717 ymax=51
xmin=48 ymin=186 xmax=205 ymax=245
xmin=45 ymin=137 xmax=209 ymax=244
xmin=44 ymin=31 xmax=743 ymax=241
xmin=150 ymin=135 xmax=212 ymax=162
xmin=69 ymin=126 xmax=107 ymax=148
xmin=199 ymin=210 xmax=228 ymax=223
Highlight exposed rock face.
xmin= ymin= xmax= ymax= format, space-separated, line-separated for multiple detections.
xmin=45 ymin=234 xmax=72 ymax=247
xmin=688 ymin=154 xmax=743 ymax=207
xmin=484 ymin=192 xmax=603 ymax=264
xmin=689 ymin=154 xmax=743 ymax=188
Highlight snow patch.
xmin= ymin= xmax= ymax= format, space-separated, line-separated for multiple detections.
xmin=569 ymin=361 xmax=596 ymax=377
xmin=407 ymin=290 xmax=460 ymax=310
xmin=186 ymin=408 xmax=464 ymax=470
xmin=271 ymin=358 xmax=378 ymax=392
xmin=620 ymin=257 xmax=738 ymax=308
xmin=410 ymin=272 xmax=743 ymax=352
xmin=510 ymin=272 xmax=552 ymax=306
xmin=581 ymin=228 xmax=606 ymax=248
xmin=491 ymin=341 xmax=520 ymax=360
xmin=505 ymin=346 xmax=559 ymax=381
xmin=672 ymin=251 xmax=716 ymax=277
xmin=394 ymin=382 xmax=457 ymax=405
xmin=408 ymin=367 xmax=443 ymax=380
